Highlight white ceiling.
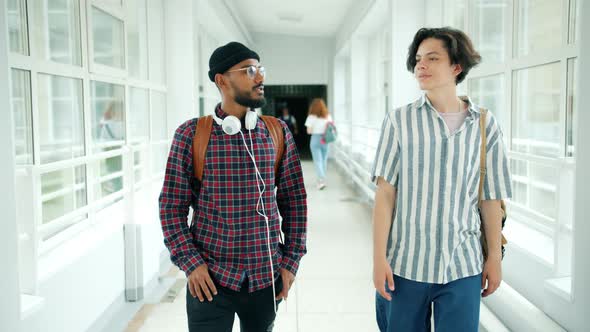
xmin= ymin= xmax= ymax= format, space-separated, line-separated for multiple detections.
xmin=229 ymin=0 xmax=357 ymax=37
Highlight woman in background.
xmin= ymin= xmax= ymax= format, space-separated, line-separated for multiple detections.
xmin=305 ymin=98 xmax=331 ymax=190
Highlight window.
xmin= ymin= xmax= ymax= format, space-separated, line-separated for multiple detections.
xmin=7 ymin=0 xmax=29 ymax=55
xmin=469 ymin=74 xmax=506 ymax=128
xmin=129 ymin=87 xmax=150 ymax=144
xmin=515 ymin=0 xmax=563 ymax=57
xmin=512 ymin=63 xmax=561 ymax=158
xmin=38 ymin=74 xmax=84 ymax=163
xmin=472 ymin=0 xmax=508 ymax=64
xmin=566 ymin=58 xmax=576 ymax=157
xmin=40 ymin=165 xmax=87 ymax=238
xmin=32 ymin=0 xmax=82 ymax=65
xmin=92 ymin=7 xmax=125 ymax=69
xmin=148 ymin=0 xmax=165 ymax=83
xmin=10 ymin=69 xmax=34 ymax=165
xmin=126 ymin=0 xmax=148 ymax=79
xmin=91 ymin=81 xmax=125 ymax=151
xmin=150 ymin=91 xmax=167 ymax=140
xmin=443 ymin=0 xmax=466 ymax=30
xmin=93 ymin=155 xmax=123 ymax=199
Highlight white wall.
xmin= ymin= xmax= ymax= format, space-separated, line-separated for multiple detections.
xmin=253 ymin=32 xmax=333 ymax=85
xmin=0 ymin=2 xmax=22 ymax=331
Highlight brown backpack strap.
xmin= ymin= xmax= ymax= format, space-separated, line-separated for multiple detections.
xmin=193 ymin=115 xmax=214 ymax=182
xmin=260 ymin=115 xmax=285 ymax=178
xmin=478 ymin=108 xmax=488 ymax=208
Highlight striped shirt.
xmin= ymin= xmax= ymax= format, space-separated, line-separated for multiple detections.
xmin=371 ymin=95 xmax=512 ymax=284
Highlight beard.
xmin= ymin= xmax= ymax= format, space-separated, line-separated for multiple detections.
xmin=232 ymin=82 xmax=266 ymax=109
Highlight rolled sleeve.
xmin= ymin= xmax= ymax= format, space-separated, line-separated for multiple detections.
xmin=482 ymin=113 xmax=513 ymax=200
xmin=371 ymin=111 xmax=401 ymax=187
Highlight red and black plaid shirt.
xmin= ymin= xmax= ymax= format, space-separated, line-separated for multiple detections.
xmin=159 ymin=105 xmax=307 ymax=292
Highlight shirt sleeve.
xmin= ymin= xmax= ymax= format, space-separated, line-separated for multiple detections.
xmin=371 ymin=110 xmax=401 ymax=187
xmin=275 ymin=120 xmax=307 ymax=276
xmin=304 ymin=115 xmax=315 ymax=128
xmin=159 ymin=119 xmax=205 ymax=277
xmin=482 ymin=112 xmax=513 ymax=200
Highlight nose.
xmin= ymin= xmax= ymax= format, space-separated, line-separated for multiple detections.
xmin=416 ymin=59 xmax=426 ymax=70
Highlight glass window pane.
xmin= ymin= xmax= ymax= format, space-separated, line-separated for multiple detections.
xmin=151 ymin=142 xmax=168 ymax=174
xmin=7 ymin=0 xmax=29 ymax=55
xmin=568 ymin=0 xmax=579 ymax=44
xmin=126 ymin=0 xmax=148 ymax=79
xmin=32 ymin=0 xmax=82 ymax=65
xmin=469 ymin=74 xmax=506 ymax=128
xmin=41 ymin=166 xmax=87 ymax=223
xmin=10 ymin=69 xmax=33 ymax=165
xmin=516 ymin=0 xmax=563 ymax=57
xmin=473 ymin=0 xmax=508 ymax=64
xmin=566 ymin=58 xmax=576 ymax=157
xmin=129 ymin=87 xmax=150 ymax=144
xmin=512 ymin=63 xmax=561 ymax=158
xmin=530 ymin=164 xmax=558 ymax=219
xmin=93 ymin=155 xmax=123 ymax=199
xmin=148 ymin=0 xmax=165 ymax=83
xmin=91 ymin=81 xmax=125 ymax=151
xmin=38 ymin=74 xmax=84 ymax=163
xmin=133 ymin=148 xmax=147 ymax=182
xmin=92 ymin=7 xmax=125 ymax=69
xmin=443 ymin=0 xmax=465 ymax=30
xmin=150 ymin=91 xmax=167 ymax=140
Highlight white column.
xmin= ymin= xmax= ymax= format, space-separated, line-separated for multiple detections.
xmin=572 ymin=1 xmax=590 ymax=331
xmin=0 ymin=1 xmax=22 ymax=330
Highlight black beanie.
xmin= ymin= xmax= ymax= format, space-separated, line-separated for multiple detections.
xmin=208 ymin=42 xmax=260 ymax=82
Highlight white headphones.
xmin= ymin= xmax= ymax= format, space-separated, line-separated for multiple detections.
xmin=211 ymin=108 xmax=279 ymax=313
xmin=211 ymin=110 xmax=258 ymax=135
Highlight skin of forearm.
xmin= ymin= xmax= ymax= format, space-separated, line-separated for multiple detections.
xmin=480 ymin=199 xmax=503 ymax=259
xmin=373 ymin=178 xmax=396 ymax=262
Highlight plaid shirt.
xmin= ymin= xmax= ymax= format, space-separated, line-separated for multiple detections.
xmin=159 ymin=105 xmax=307 ymax=292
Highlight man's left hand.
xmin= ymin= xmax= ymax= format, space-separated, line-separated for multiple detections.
xmin=275 ymin=268 xmax=295 ymax=300
xmin=481 ymin=255 xmax=502 ymax=297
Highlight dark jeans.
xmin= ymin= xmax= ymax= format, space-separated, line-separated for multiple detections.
xmin=186 ymin=277 xmax=283 ymax=332
xmin=376 ymin=274 xmax=482 ymax=332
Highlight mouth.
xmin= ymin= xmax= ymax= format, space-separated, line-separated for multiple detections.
xmin=254 ymin=85 xmax=264 ymax=94
xmin=418 ymin=74 xmax=431 ymax=80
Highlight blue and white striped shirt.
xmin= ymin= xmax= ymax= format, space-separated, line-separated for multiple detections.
xmin=371 ymin=95 xmax=513 ymax=284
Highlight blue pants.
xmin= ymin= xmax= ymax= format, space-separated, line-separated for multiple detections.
xmin=310 ymin=134 xmax=329 ymax=180
xmin=376 ymin=274 xmax=482 ymax=332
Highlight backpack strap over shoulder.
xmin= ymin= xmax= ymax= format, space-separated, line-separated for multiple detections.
xmin=478 ymin=108 xmax=487 ymax=208
xmin=260 ymin=115 xmax=285 ymax=179
xmin=193 ymin=115 xmax=214 ymax=182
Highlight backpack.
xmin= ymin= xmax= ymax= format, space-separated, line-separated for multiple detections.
xmin=478 ymin=108 xmax=508 ymax=260
xmin=192 ymin=115 xmax=285 ymax=182
xmin=322 ymin=121 xmax=337 ymax=144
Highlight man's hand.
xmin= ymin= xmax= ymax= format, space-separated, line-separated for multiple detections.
xmin=481 ymin=255 xmax=502 ymax=297
xmin=187 ymin=264 xmax=218 ymax=302
xmin=373 ymin=258 xmax=395 ymax=301
xmin=275 ymin=268 xmax=295 ymax=300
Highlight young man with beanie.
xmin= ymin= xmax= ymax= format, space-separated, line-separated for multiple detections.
xmin=372 ymin=28 xmax=512 ymax=331
xmin=159 ymin=41 xmax=307 ymax=332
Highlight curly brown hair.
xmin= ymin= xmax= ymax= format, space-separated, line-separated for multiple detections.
xmin=308 ymin=98 xmax=329 ymax=118
xmin=406 ymin=27 xmax=481 ymax=84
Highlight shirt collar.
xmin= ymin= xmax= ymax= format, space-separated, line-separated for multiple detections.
xmin=416 ymin=94 xmax=481 ymax=115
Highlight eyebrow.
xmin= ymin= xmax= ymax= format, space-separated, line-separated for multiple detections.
xmin=416 ymin=52 xmax=441 ymax=57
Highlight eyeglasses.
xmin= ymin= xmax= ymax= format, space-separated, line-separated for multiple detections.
xmin=226 ymin=65 xmax=266 ymax=79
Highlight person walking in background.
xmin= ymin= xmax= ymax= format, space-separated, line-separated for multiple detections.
xmin=279 ymin=105 xmax=298 ymax=136
xmin=304 ymin=98 xmax=331 ymax=190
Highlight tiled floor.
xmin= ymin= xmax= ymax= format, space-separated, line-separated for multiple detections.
xmin=124 ymin=161 xmax=379 ymax=332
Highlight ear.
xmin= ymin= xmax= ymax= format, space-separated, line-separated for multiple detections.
xmin=214 ymin=73 xmax=226 ymax=89
xmin=453 ymin=63 xmax=463 ymax=77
